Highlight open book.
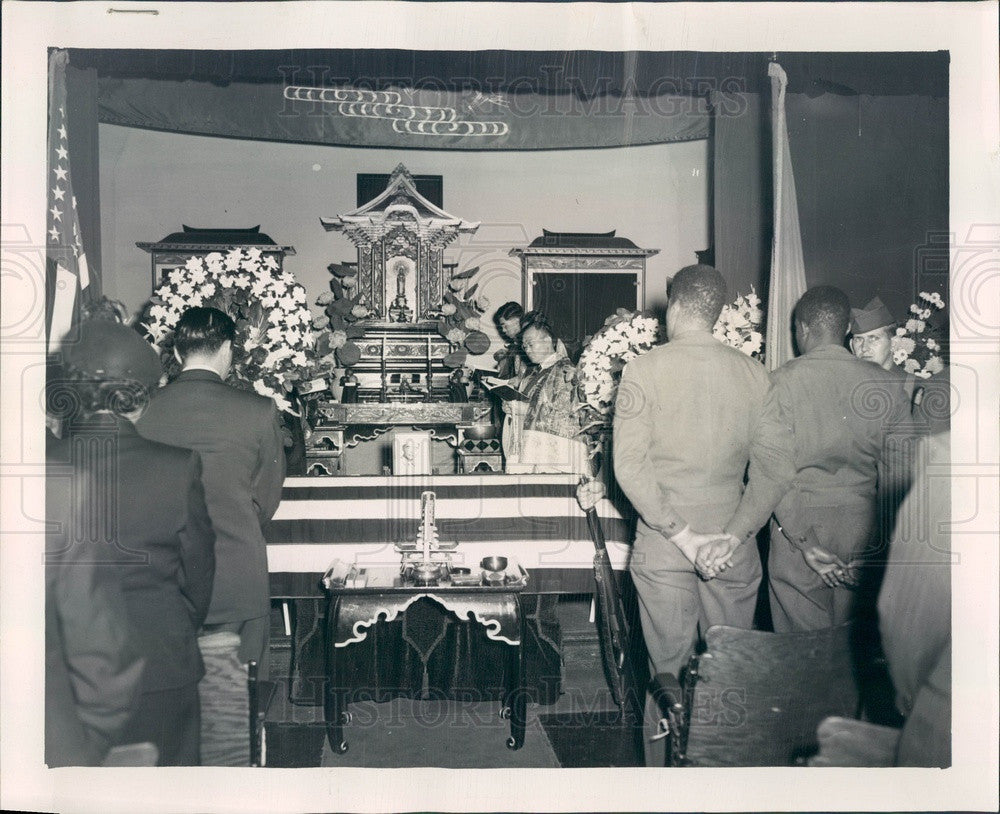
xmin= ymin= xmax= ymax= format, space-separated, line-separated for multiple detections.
xmin=482 ymin=376 xmax=529 ymax=402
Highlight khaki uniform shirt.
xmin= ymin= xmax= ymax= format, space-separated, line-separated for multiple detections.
xmin=726 ymin=344 xmax=916 ymax=544
xmin=613 ymin=330 xmax=770 ymax=535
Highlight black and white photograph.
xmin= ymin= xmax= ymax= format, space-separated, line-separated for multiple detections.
xmin=1 ymin=2 xmax=997 ymax=812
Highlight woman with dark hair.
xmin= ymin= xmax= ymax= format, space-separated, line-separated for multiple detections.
xmin=505 ymin=311 xmax=588 ymax=474
xmin=48 ymin=319 xmax=215 ymax=765
xmin=492 ymin=301 xmax=528 ymax=381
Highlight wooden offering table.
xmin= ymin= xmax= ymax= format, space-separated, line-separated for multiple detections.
xmin=324 ymin=563 xmax=529 ymax=753
xmin=265 ymin=474 xmax=636 ymax=707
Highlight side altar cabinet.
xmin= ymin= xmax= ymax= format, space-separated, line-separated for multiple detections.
xmin=304 ymin=164 xmax=501 ymax=476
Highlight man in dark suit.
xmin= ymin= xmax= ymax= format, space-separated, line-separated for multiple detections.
xmin=50 ymin=319 xmax=215 ymax=765
xmin=137 ymin=306 xmax=285 ymax=678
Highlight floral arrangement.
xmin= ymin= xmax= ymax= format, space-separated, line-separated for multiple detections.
xmin=713 ymin=288 xmax=765 ymax=361
xmin=312 ymin=263 xmax=493 ymax=373
xmin=890 ymin=291 xmax=947 ymax=378
xmin=430 ymin=266 xmax=492 ymax=368
xmin=312 ymin=263 xmax=370 ymax=369
xmin=576 ymin=309 xmax=661 ymax=459
xmin=140 ymin=247 xmax=314 ymax=414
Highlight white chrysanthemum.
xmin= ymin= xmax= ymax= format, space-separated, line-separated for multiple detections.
xmin=924 ymin=355 xmax=944 ymax=375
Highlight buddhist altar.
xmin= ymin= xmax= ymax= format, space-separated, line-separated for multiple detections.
xmin=306 ymin=164 xmax=500 ymax=475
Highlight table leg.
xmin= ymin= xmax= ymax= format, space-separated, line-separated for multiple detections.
xmin=506 ymin=594 xmax=527 ymax=750
xmin=324 ymin=597 xmax=349 ymax=754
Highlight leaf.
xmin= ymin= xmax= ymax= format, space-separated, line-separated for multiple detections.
xmin=330 ymin=278 xmax=344 ymax=299
xmin=451 ymin=265 xmax=479 ymax=281
xmin=443 ymin=290 xmax=460 ymax=306
xmin=463 ymin=330 xmax=491 ymax=355
xmin=443 ymin=349 xmax=468 ymax=369
xmin=327 ymin=263 xmax=356 ymax=278
xmin=454 ymin=302 xmax=476 ymax=320
xmin=345 ymin=324 xmax=366 ymax=339
xmin=463 ymin=282 xmax=479 ymax=300
xmin=337 ymin=342 xmax=362 ymax=368
xmin=436 ymin=321 xmax=453 ymax=338
xmin=329 ymin=314 xmax=347 ymax=332
xmin=330 ymin=298 xmax=355 ymax=316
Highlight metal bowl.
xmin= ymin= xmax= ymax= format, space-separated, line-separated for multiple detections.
xmin=464 ymin=423 xmax=498 ymax=440
xmin=480 ymin=556 xmax=508 ymax=573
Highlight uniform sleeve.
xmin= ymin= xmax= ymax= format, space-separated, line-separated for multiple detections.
xmin=879 ymin=375 xmax=927 ymax=504
xmin=177 ymin=451 xmax=216 ymax=628
xmin=612 ymin=360 xmax=687 ymax=536
xmin=725 ymin=375 xmax=799 ymax=543
xmin=252 ymin=402 xmax=287 ymax=523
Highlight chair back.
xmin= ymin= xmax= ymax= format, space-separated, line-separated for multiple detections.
xmin=683 ymin=623 xmax=859 ymax=766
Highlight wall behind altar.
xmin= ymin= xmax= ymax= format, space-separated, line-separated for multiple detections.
xmin=99 ymin=124 xmax=709 ymax=349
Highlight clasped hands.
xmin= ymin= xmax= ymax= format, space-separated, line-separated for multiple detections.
xmin=671 ymin=527 xmax=740 ymax=580
xmin=801 ymin=545 xmax=861 ymax=589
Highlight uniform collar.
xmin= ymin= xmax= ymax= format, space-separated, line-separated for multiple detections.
xmin=668 ymin=328 xmax=718 ymax=345
xmin=804 ymin=343 xmax=855 ymax=359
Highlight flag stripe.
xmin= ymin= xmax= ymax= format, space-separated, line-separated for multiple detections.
xmin=47 ymin=49 xmax=90 ymax=352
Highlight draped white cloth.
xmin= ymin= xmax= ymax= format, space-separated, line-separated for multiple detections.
xmin=766 ymin=62 xmax=808 ymax=371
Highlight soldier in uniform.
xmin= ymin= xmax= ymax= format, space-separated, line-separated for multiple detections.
xmin=700 ymin=286 xmax=916 ymax=632
xmin=610 ymin=264 xmax=770 ymax=676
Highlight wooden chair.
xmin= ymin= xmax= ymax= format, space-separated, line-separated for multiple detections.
xmin=648 ymin=623 xmax=861 ymax=766
xmin=248 ymin=659 xmax=277 ymax=767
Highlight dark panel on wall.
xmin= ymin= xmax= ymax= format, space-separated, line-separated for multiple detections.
xmin=358 ymin=174 xmax=443 ymax=208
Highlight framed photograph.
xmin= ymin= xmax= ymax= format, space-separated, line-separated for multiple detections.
xmin=393 ymin=431 xmax=431 ymax=476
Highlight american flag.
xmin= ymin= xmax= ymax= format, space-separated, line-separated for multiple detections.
xmin=47 ymin=49 xmax=91 ymax=352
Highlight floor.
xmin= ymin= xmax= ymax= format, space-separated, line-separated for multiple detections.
xmin=261 ymin=596 xmax=643 ymax=768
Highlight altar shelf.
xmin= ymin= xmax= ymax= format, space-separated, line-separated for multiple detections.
xmin=137 ymin=225 xmax=295 ymax=291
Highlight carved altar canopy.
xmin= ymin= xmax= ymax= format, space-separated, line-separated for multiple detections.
xmin=320 ymin=164 xmax=479 ymax=323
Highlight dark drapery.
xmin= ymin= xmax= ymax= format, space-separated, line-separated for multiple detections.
xmin=711 ymin=90 xmax=771 ymax=299
xmin=94 ymin=75 xmax=708 ymax=151
xmin=711 ymin=85 xmax=948 ymax=320
xmin=78 ymin=49 xmax=730 ymax=151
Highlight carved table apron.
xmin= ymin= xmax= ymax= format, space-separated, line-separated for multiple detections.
xmin=324 ymin=575 xmax=528 ymax=753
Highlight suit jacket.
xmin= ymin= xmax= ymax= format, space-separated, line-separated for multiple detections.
xmin=726 ymin=345 xmax=917 ymax=547
xmin=46 ymin=429 xmax=146 ymax=766
xmin=137 ymin=369 xmax=285 ymax=623
xmin=47 ymin=417 xmax=214 ymax=704
xmin=613 ymin=330 xmax=770 ymax=536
